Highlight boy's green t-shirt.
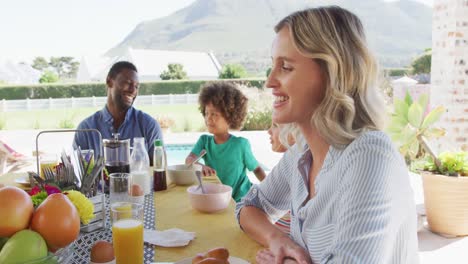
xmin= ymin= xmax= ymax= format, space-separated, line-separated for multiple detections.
xmin=191 ymin=134 xmax=258 ymax=202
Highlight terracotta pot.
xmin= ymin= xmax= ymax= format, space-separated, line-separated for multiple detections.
xmin=421 ymin=172 xmax=468 ymax=236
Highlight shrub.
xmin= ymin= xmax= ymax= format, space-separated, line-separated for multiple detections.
xmin=182 ymin=117 xmax=192 ymax=132
xmin=39 ymin=71 xmax=59 ymax=83
xmin=238 ymin=84 xmax=273 ymax=131
xmin=411 ymin=49 xmax=432 ymax=75
xmin=58 ymin=111 xmax=76 ymax=129
xmin=243 ymin=108 xmax=272 ymax=131
xmin=266 ymin=67 xmax=271 ymax=77
xmin=385 ymin=68 xmax=409 ymax=77
xmin=424 ymin=151 xmax=468 ymax=176
xmin=0 ymin=79 xmax=266 ymax=100
xmin=33 ymin=119 xmax=40 ymax=129
xmin=154 ymin=115 xmax=176 ymax=129
xmin=160 ymin=64 xmax=188 ymax=80
xmin=219 ymin=64 xmax=247 ymax=79
xmin=58 ymin=118 xmax=75 ymax=129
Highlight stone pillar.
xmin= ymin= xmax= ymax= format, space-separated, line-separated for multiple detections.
xmin=430 ymin=0 xmax=468 ymax=150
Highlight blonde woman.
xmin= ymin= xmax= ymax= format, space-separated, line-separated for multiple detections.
xmin=236 ymin=6 xmax=418 ymax=264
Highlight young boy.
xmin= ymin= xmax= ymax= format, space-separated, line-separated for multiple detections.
xmin=267 ymin=122 xmax=296 ymax=235
xmin=186 ymin=82 xmax=266 ymax=202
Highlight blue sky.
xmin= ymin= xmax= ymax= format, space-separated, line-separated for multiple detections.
xmin=0 ymin=0 xmax=196 ymax=62
xmin=0 ymin=0 xmax=432 ymax=63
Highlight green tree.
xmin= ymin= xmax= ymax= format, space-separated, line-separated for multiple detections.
xmin=49 ymin=56 xmax=80 ymax=79
xmin=32 ymin=57 xmax=49 ymax=71
xmin=385 ymin=68 xmax=409 ymax=77
xmin=160 ymin=63 xmax=188 ymax=80
xmin=411 ymin=49 xmax=431 ymax=75
xmin=219 ymin=64 xmax=247 ymax=79
xmin=266 ymin=67 xmax=272 ymax=77
xmin=39 ymin=70 xmax=59 ymax=83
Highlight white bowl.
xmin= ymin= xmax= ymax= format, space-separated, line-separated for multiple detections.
xmin=168 ymin=164 xmax=202 ymax=185
xmin=187 ymin=183 xmax=232 ymax=213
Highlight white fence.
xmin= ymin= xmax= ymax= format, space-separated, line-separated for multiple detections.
xmin=0 ymin=94 xmax=199 ymax=112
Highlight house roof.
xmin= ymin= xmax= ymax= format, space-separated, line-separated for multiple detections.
xmin=78 ymin=47 xmax=222 ymax=82
xmin=76 ymin=56 xmax=114 ymax=82
xmin=0 ymin=60 xmax=41 ymax=84
xmin=393 ymin=76 xmax=418 ymax=84
xmin=122 ymin=48 xmax=221 ymax=78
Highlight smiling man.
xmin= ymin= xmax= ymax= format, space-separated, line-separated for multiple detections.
xmin=74 ymin=61 xmax=162 ymax=163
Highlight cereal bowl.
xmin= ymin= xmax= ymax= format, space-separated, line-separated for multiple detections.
xmin=187 ymin=183 xmax=232 ymax=213
xmin=168 ymin=164 xmax=202 ymax=185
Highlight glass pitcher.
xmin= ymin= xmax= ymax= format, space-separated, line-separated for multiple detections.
xmin=103 ymin=134 xmax=131 ymax=193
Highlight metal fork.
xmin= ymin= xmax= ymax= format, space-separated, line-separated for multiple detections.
xmin=42 ymin=167 xmax=56 ymax=181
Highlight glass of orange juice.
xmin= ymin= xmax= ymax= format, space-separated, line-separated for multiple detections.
xmin=111 ymin=202 xmax=144 ymax=264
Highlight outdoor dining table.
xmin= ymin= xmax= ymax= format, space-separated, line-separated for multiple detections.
xmin=154 ymin=175 xmax=263 ymax=262
xmin=5 ymin=170 xmax=467 ymax=263
xmin=0 ymin=172 xmax=263 ymax=263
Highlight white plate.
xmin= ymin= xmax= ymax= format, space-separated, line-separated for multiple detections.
xmin=174 ymin=256 xmax=249 ymax=264
xmin=15 ymin=176 xmax=30 ymax=186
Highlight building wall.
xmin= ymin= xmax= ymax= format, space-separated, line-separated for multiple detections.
xmin=431 ymin=0 xmax=468 ymax=150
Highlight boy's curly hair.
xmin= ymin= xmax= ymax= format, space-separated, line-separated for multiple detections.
xmin=198 ymin=81 xmax=248 ymax=130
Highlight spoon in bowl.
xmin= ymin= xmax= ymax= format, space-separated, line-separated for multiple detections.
xmin=188 ymin=149 xmax=206 ymax=168
xmin=195 ymin=170 xmax=206 ymax=194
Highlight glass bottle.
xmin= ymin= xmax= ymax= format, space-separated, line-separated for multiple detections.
xmin=153 ymin=139 xmax=167 ymax=191
xmin=130 ymin=137 xmax=150 ymax=195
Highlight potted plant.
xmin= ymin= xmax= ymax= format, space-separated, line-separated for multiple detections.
xmin=420 ymin=151 xmax=468 ymax=236
xmin=386 ymin=91 xmax=445 ymax=167
xmin=387 ymin=91 xmax=468 ymax=236
xmin=155 ymin=115 xmax=175 ymax=134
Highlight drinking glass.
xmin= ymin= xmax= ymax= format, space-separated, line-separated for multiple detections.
xmin=128 ymin=172 xmax=145 ymax=204
xmin=109 ymin=173 xmax=129 ymax=205
xmin=111 ymin=202 xmax=144 ymax=264
xmin=103 ymin=138 xmax=130 ymax=193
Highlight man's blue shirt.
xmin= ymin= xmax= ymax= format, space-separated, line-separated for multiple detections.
xmin=74 ymin=106 xmax=162 ymax=162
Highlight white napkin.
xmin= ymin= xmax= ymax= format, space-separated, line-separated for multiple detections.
xmin=144 ymin=228 xmax=196 ymax=247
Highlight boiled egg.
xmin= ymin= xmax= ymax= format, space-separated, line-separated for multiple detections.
xmin=129 ymin=183 xmax=144 ymax=196
xmin=90 ymin=240 xmax=114 ymax=263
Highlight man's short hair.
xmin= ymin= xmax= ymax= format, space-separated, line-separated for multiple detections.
xmin=107 ymin=61 xmax=138 ymax=79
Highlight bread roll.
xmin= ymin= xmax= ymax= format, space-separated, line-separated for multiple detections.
xmin=192 ymin=253 xmax=205 ymax=264
xmin=196 ymin=257 xmax=228 ymax=264
xmin=206 ymin=247 xmax=229 ymax=261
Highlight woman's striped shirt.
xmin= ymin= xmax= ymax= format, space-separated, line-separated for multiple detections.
xmin=236 ymin=131 xmax=419 ymax=263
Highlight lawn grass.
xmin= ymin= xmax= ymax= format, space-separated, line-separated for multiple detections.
xmin=0 ymin=104 xmax=206 ymax=132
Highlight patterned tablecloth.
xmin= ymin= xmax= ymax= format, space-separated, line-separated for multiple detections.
xmin=72 ymin=193 xmax=155 ymax=263
xmin=0 ymin=173 xmax=156 ymax=263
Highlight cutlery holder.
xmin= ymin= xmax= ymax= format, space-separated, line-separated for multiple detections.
xmin=35 ymin=129 xmax=106 ymax=232
xmin=80 ymin=193 xmax=106 ymax=232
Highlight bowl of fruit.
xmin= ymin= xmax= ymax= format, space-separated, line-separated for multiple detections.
xmin=24 ymin=242 xmax=75 ymax=264
xmin=0 ymin=186 xmax=81 ymax=263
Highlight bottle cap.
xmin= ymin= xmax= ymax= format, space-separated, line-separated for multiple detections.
xmin=154 ymin=139 xmax=163 ymax=147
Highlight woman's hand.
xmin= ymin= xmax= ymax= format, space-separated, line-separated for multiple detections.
xmin=201 ymin=164 xmax=216 ymax=176
xmin=256 ymin=234 xmax=312 ymax=264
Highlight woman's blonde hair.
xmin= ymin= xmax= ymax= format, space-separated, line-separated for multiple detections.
xmin=275 ymin=6 xmax=385 ymax=148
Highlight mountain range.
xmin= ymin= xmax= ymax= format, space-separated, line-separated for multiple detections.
xmin=107 ymin=0 xmax=432 ymax=75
